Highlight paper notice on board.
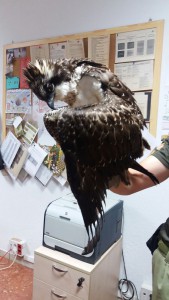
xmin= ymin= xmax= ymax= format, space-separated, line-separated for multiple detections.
xmin=6 ymin=145 xmax=28 ymax=180
xmin=6 ymin=77 xmax=20 ymax=89
xmin=88 ymin=35 xmax=110 ymax=66
xmin=30 ymin=44 xmax=49 ymax=62
xmin=14 ymin=47 xmax=27 ymax=58
xmin=32 ymin=93 xmax=50 ymax=115
xmin=115 ymin=28 xmax=156 ymax=63
xmin=22 ymin=121 xmax=39 ymax=146
xmin=53 ymin=167 xmax=67 ymax=186
xmin=6 ymin=114 xmax=15 ymax=126
xmin=67 ymin=39 xmax=85 ymax=58
xmin=1 ymin=131 xmax=21 ymax=168
xmin=23 ymin=143 xmax=47 ymax=177
xmin=114 ymin=60 xmax=154 ymax=91
xmin=53 ymin=174 xmax=67 ymax=186
xmin=49 ymin=42 xmax=68 ymax=59
xmin=6 ymin=89 xmax=31 ymax=114
xmin=162 ymin=86 xmax=169 ymax=130
xmin=20 ymin=57 xmax=31 ymax=88
xmin=134 ymin=91 xmax=151 ymax=120
xmin=35 ymin=163 xmax=53 ymax=186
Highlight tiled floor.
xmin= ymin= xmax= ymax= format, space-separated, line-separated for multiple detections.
xmin=0 ymin=256 xmax=33 ymax=300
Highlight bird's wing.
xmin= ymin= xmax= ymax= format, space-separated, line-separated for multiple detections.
xmin=44 ymin=98 xmax=158 ymax=254
xmin=75 ymin=59 xmax=145 ymax=114
xmin=74 ymin=59 xmax=147 ymax=130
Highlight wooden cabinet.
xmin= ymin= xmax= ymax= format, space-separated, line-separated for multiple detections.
xmin=32 ymin=237 xmax=122 ymax=300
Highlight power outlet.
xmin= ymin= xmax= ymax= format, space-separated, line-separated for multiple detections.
xmin=9 ymin=238 xmax=26 ymax=257
xmin=140 ymin=283 xmax=152 ymax=300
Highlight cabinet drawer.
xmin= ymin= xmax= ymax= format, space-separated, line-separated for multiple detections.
xmin=34 ymin=254 xmax=89 ymax=299
xmin=32 ymin=278 xmax=83 ymax=300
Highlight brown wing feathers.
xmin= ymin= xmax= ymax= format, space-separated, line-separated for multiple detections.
xmin=25 ymin=58 xmax=159 ymax=255
xmin=44 ymin=100 xmax=158 ymax=254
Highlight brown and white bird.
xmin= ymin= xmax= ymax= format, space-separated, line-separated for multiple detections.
xmin=24 ymin=58 xmax=159 ymax=254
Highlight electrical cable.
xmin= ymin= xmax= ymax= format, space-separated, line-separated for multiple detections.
xmin=0 ymin=254 xmax=17 ymax=271
xmin=118 ymin=251 xmax=139 ymax=300
xmin=118 ymin=209 xmax=139 ymax=300
xmin=0 ymin=246 xmax=17 ymax=271
xmin=0 ymin=249 xmax=11 ymax=266
xmin=0 ymin=249 xmax=11 ymax=260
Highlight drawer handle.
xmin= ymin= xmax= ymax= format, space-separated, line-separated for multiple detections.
xmin=51 ymin=289 xmax=67 ymax=298
xmin=52 ymin=264 xmax=68 ymax=273
xmin=77 ymin=277 xmax=85 ymax=287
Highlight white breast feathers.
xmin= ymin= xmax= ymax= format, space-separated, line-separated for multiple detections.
xmin=74 ymin=75 xmax=104 ymax=107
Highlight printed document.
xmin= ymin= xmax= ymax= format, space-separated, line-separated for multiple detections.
xmin=1 ymin=131 xmax=21 ymax=168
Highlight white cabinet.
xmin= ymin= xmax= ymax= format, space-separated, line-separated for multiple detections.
xmin=32 ymin=237 xmax=122 ymax=300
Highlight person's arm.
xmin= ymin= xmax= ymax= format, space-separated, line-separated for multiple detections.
xmin=109 ymin=154 xmax=169 ymax=195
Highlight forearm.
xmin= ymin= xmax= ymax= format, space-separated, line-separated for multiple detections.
xmin=109 ymin=170 xmax=152 ymax=195
xmin=109 ymin=155 xmax=169 ymax=195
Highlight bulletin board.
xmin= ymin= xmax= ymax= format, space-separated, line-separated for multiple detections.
xmin=2 ymin=19 xmax=164 ymax=141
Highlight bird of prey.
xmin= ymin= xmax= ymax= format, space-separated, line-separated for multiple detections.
xmin=24 ymin=58 xmax=159 ymax=254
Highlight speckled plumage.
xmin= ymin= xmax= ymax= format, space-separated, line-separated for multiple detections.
xmin=24 ymin=58 xmax=159 ymax=254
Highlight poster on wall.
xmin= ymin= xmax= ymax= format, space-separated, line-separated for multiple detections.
xmin=30 ymin=44 xmax=49 ymax=62
xmin=162 ymin=85 xmax=169 ymax=131
xmin=115 ymin=28 xmax=156 ymax=63
xmin=6 ymin=89 xmax=31 ymax=114
xmin=67 ymin=39 xmax=85 ymax=58
xmin=13 ymin=47 xmax=27 ymax=58
xmin=6 ymin=145 xmax=28 ymax=180
xmin=114 ymin=60 xmax=154 ymax=91
xmin=20 ymin=57 xmax=31 ymax=88
xmin=1 ymin=131 xmax=21 ymax=168
xmin=49 ymin=42 xmax=68 ymax=59
xmin=88 ymin=35 xmax=110 ymax=66
xmin=23 ymin=143 xmax=47 ymax=177
xmin=133 ymin=91 xmax=151 ymax=121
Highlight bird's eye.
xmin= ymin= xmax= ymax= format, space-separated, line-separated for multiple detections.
xmin=44 ymin=83 xmax=54 ymax=93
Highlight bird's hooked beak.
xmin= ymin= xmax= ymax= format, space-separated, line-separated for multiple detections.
xmin=46 ymin=97 xmax=55 ymax=110
xmin=41 ymin=82 xmax=55 ymax=109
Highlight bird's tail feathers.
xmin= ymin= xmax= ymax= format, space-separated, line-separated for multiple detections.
xmin=142 ymin=138 xmax=151 ymax=150
xmin=73 ymin=186 xmax=105 ymax=256
xmin=82 ymin=222 xmax=101 ymax=255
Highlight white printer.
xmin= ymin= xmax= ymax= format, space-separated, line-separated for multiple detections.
xmin=43 ymin=190 xmax=123 ymax=264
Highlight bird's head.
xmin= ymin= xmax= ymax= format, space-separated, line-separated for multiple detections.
xmin=23 ymin=59 xmax=71 ymax=109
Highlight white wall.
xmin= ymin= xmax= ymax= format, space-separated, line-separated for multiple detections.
xmin=0 ymin=0 xmax=169 ymax=296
